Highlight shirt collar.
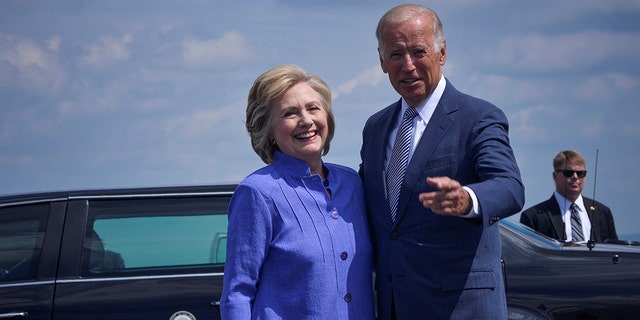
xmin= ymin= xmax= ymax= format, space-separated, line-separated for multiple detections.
xmin=273 ymin=151 xmax=325 ymax=179
xmin=553 ymin=191 xmax=585 ymax=213
xmin=400 ymin=74 xmax=446 ymax=122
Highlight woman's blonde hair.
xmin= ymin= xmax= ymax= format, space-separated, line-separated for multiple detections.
xmin=245 ymin=64 xmax=335 ymax=164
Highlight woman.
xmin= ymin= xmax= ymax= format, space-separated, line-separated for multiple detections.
xmin=220 ymin=64 xmax=374 ymax=319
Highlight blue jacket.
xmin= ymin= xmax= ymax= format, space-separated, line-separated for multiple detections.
xmin=221 ymin=151 xmax=374 ymax=320
xmin=360 ymin=80 xmax=524 ymax=319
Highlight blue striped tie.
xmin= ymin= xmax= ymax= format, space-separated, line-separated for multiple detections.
xmin=386 ymin=107 xmax=419 ymax=222
xmin=570 ymin=203 xmax=584 ymax=241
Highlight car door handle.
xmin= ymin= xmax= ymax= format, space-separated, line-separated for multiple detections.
xmin=0 ymin=312 xmax=28 ymax=319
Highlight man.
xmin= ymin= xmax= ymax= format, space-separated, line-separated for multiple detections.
xmin=359 ymin=4 xmax=524 ymax=319
xmin=520 ymin=150 xmax=617 ymax=243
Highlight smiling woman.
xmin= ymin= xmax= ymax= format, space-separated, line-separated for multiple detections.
xmin=220 ymin=64 xmax=375 ymax=319
xmin=271 ymin=82 xmax=330 ymax=172
xmin=244 ymin=64 xmax=335 ymax=167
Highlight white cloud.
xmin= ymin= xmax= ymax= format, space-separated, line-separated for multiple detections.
xmin=161 ymin=104 xmax=242 ymax=138
xmin=181 ymin=31 xmax=250 ymax=68
xmin=574 ymin=73 xmax=639 ymax=103
xmin=334 ymin=65 xmax=385 ymax=98
xmin=4 ymin=38 xmax=47 ymax=68
xmin=0 ymin=34 xmax=66 ymax=93
xmin=574 ymin=76 xmax=614 ymax=102
xmin=460 ymin=74 xmax=557 ymax=108
xmin=511 ymin=103 xmax=555 ymax=141
xmin=490 ymin=31 xmax=640 ymax=72
xmin=607 ymin=73 xmax=637 ymax=90
xmin=80 ymin=34 xmax=133 ymax=67
xmin=46 ymin=36 xmax=62 ymax=51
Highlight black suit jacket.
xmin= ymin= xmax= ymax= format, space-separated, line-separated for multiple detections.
xmin=520 ymin=195 xmax=618 ymax=243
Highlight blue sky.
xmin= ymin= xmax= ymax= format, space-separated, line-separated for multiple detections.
xmin=1 ymin=1 xmax=639 ymax=238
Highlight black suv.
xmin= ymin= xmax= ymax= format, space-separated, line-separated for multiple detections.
xmin=0 ymin=185 xmax=233 ymax=320
xmin=2 ymin=184 xmax=640 ymax=320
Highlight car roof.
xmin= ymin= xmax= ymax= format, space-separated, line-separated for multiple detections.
xmin=500 ymin=218 xmax=640 ymax=252
xmin=0 ymin=184 xmax=238 ymax=207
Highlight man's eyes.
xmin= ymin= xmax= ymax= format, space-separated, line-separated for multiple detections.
xmin=388 ymin=49 xmax=427 ymax=59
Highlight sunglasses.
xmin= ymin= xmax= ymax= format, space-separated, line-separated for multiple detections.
xmin=556 ymin=169 xmax=587 ymax=178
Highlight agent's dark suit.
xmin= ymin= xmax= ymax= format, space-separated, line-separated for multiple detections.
xmin=359 ymin=79 xmax=524 ymax=319
xmin=520 ymin=195 xmax=618 ymax=243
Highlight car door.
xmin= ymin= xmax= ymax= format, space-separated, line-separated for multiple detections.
xmin=0 ymin=200 xmax=66 ymax=320
xmin=53 ymin=194 xmax=229 ymax=320
xmin=501 ymin=220 xmax=640 ymax=319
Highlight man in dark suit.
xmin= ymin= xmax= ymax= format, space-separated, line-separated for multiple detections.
xmin=359 ymin=4 xmax=524 ymax=319
xmin=521 ymin=150 xmax=617 ymax=243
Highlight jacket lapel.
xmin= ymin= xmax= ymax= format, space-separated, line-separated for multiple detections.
xmin=394 ymin=83 xmax=458 ymax=223
xmin=371 ymin=101 xmax=402 ymax=225
xmin=584 ymin=197 xmax=598 ymax=241
xmin=545 ymin=197 xmax=566 ymax=240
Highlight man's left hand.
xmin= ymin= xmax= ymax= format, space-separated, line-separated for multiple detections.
xmin=418 ymin=176 xmax=472 ymax=216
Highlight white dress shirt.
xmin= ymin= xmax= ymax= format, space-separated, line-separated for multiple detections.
xmin=554 ymin=191 xmax=592 ymax=242
xmin=384 ymin=75 xmax=479 ymax=217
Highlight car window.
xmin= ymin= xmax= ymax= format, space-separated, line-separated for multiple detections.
xmin=81 ymin=196 xmax=228 ymax=276
xmin=0 ymin=203 xmax=49 ymax=282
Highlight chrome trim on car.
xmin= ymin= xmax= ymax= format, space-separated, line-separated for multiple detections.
xmin=0 ymin=197 xmax=67 ymax=208
xmin=0 ymin=280 xmax=55 ymax=288
xmin=56 ymin=272 xmax=225 ymax=283
xmin=67 ymin=191 xmax=234 ymax=200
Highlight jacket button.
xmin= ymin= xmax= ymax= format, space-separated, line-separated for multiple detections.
xmin=344 ymin=293 xmax=352 ymax=302
xmin=390 ymin=232 xmax=398 ymax=239
xmin=340 ymin=251 xmax=348 ymax=260
xmin=330 ymin=208 xmax=340 ymax=219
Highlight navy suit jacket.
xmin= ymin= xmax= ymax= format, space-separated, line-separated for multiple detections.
xmin=520 ymin=195 xmax=618 ymax=243
xmin=359 ymin=80 xmax=524 ymax=319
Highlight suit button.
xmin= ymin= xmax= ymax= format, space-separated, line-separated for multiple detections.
xmin=330 ymin=208 xmax=340 ymax=219
xmin=340 ymin=251 xmax=348 ymax=260
xmin=344 ymin=293 xmax=352 ymax=302
xmin=390 ymin=232 xmax=398 ymax=239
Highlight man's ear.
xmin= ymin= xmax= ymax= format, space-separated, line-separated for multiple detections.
xmin=439 ymin=40 xmax=447 ymax=66
xmin=378 ymin=49 xmax=389 ymax=74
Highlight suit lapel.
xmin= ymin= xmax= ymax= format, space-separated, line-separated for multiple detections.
xmin=584 ymin=197 xmax=596 ymax=222
xmin=370 ymin=101 xmax=402 ymax=225
xmin=584 ymin=197 xmax=598 ymax=241
xmin=395 ymin=84 xmax=458 ymax=223
xmin=544 ymin=197 xmax=566 ymax=240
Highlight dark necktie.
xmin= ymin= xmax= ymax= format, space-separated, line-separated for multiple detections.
xmin=386 ymin=107 xmax=419 ymax=222
xmin=570 ymin=203 xmax=584 ymax=241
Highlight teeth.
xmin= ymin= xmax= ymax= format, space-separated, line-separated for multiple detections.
xmin=296 ymin=131 xmax=316 ymax=139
